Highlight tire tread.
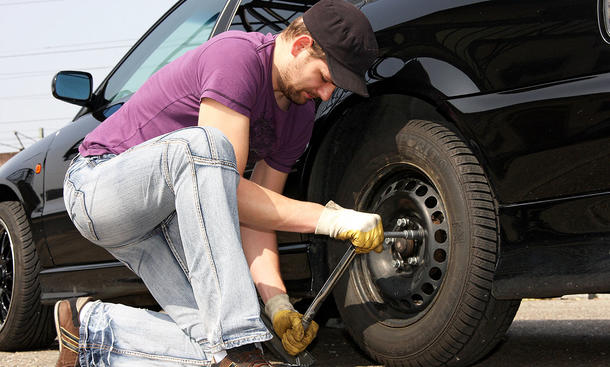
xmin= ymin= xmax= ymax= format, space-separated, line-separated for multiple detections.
xmin=352 ymin=120 xmax=519 ymax=367
xmin=0 ymin=201 xmax=55 ymax=351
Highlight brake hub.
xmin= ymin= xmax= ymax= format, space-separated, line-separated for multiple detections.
xmin=358 ymin=176 xmax=450 ymax=316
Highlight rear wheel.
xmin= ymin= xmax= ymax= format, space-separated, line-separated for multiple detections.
xmin=330 ymin=119 xmax=520 ymax=366
xmin=0 ymin=201 xmax=54 ymax=351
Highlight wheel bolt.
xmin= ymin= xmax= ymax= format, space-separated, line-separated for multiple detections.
xmin=392 ymin=259 xmax=403 ymax=269
xmin=407 ymin=257 xmax=419 ymax=265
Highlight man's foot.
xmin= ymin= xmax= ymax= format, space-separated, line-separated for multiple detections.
xmin=213 ymin=344 xmax=272 ymax=367
xmin=54 ymin=297 xmax=92 ymax=367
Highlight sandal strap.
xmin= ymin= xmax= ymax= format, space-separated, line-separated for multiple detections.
xmin=69 ymin=298 xmax=80 ymax=328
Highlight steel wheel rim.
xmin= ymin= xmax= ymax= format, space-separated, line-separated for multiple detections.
xmin=0 ymin=218 xmax=15 ymax=329
xmin=352 ymin=164 xmax=450 ymax=326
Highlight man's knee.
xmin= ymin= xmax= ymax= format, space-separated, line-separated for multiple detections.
xmin=165 ymin=127 xmax=237 ymax=167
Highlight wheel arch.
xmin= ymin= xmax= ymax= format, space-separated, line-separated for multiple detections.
xmin=0 ymin=183 xmax=23 ymax=206
xmin=304 ymin=52 xmax=490 ymax=205
xmin=304 ymin=93 xmax=484 ymax=206
xmin=0 ymin=181 xmax=35 ymax=217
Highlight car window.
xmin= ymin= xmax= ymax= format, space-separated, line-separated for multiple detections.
xmin=104 ymin=0 xmax=226 ymax=104
xmin=230 ymin=0 xmax=310 ymax=34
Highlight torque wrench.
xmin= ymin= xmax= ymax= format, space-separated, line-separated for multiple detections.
xmin=262 ymin=230 xmax=423 ymax=367
xmin=301 ymin=229 xmax=424 ymax=329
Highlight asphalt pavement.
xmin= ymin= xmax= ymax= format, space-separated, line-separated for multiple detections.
xmin=1 ymin=296 xmax=608 ymax=367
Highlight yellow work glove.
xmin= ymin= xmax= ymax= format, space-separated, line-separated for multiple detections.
xmin=315 ymin=201 xmax=384 ymax=254
xmin=265 ymin=294 xmax=319 ymax=356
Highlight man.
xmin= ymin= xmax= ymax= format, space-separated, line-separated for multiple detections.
xmin=56 ymin=0 xmax=381 ymax=366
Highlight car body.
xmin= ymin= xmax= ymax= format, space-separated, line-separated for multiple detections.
xmin=0 ymin=0 xmax=609 ymax=365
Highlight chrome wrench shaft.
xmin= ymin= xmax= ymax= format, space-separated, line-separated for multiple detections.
xmin=301 ymin=230 xmax=422 ymax=329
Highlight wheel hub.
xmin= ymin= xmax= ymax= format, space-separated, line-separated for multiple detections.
xmin=360 ymin=176 xmax=450 ymax=316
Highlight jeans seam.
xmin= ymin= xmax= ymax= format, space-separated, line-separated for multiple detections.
xmin=64 ymin=179 xmax=100 ymax=242
xmin=162 ymin=142 xmax=175 ymax=193
xmin=81 ymin=343 xmax=211 ymax=366
xmin=197 ymin=331 xmax=273 ymax=351
xmin=125 ymin=138 xmax=236 ymax=193
xmin=79 ymin=300 xmax=98 ymax=367
xmin=185 ymin=143 xmax=225 ymax=342
xmin=192 ymin=155 xmax=237 ymax=170
xmin=63 ymin=179 xmax=76 ymax=220
xmin=161 ymin=214 xmax=190 ymax=278
xmin=120 ymin=129 xmax=238 ymax=171
xmin=203 ymin=127 xmax=217 ymax=160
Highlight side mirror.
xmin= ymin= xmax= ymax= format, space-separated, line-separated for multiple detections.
xmin=52 ymin=71 xmax=93 ymax=106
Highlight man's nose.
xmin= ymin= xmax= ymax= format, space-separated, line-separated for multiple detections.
xmin=318 ymin=83 xmax=336 ymax=101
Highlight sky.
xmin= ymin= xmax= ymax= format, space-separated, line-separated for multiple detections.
xmin=0 ymin=0 xmax=176 ymax=153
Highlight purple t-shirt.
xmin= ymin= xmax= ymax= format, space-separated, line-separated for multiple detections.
xmin=79 ymin=31 xmax=315 ymax=173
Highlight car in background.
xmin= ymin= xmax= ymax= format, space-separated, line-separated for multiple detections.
xmin=1 ymin=0 xmax=609 ymax=365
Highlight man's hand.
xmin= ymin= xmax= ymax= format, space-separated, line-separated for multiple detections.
xmin=265 ymin=294 xmax=319 ymax=355
xmin=272 ymin=310 xmax=319 ymax=355
xmin=315 ymin=201 xmax=384 ymax=253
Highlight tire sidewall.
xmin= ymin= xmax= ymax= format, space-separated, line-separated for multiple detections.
xmin=332 ymin=120 xmax=481 ymax=359
xmin=0 ymin=203 xmax=26 ymax=338
xmin=0 ymin=201 xmax=51 ymax=351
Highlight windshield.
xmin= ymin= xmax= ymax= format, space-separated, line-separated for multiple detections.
xmin=104 ymin=0 xmax=226 ymax=104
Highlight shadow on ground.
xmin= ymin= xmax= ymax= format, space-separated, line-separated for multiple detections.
xmin=475 ymin=319 xmax=610 ymax=367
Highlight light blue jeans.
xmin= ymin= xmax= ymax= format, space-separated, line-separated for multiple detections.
xmin=63 ymin=127 xmax=272 ymax=366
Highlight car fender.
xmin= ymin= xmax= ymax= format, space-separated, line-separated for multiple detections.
xmin=368 ymin=56 xmax=480 ymax=101
xmin=0 ymin=134 xmax=56 ymax=217
xmin=302 ymin=54 xmax=483 ymax=204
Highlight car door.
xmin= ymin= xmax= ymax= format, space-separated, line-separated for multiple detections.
xmin=41 ymin=0 xmax=233 ymax=266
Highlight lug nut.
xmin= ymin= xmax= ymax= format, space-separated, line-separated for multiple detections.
xmin=392 ymin=259 xmax=403 ymax=269
xmin=407 ymin=257 xmax=419 ymax=265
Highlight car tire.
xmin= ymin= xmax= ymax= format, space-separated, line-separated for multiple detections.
xmin=330 ymin=119 xmax=521 ymax=366
xmin=0 ymin=201 xmax=55 ymax=351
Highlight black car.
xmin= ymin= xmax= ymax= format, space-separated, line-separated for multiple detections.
xmin=1 ymin=0 xmax=609 ymax=365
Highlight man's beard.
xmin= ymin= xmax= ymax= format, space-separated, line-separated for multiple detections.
xmin=277 ymin=65 xmax=309 ymax=105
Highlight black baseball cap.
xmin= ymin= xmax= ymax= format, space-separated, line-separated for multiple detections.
xmin=303 ymin=0 xmax=378 ymax=97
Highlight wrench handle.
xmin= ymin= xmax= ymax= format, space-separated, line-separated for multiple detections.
xmin=301 ymin=246 xmax=356 ymax=330
xmin=301 ymin=231 xmax=414 ymax=330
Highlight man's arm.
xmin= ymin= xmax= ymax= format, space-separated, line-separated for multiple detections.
xmin=240 ymin=160 xmax=288 ymax=303
xmin=199 ymin=97 xmax=382 ymax=355
xmin=198 ymin=98 xmax=324 ymax=233
xmin=199 ymin=98 xmax=383 ymax=252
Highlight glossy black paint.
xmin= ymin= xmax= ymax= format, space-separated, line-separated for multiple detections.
xmin=360 ymin=0 xmax=610 ymax=203
xmin=38 ymin=263 xmax=152 ymax=305
xmin=356 ymin=0 xmax=610 ymax=298
xmin=449 ymin=80 xmax=610 ymax=296
xmin=0 ymin=137 xmax=55 ymax=268
xmin=0 ymin=0 xmax=608 ymax=304
xmin=41 ymin=114 xmax=115 ymax=266
xmin=495 ymin=193 xmax=610 ymax=297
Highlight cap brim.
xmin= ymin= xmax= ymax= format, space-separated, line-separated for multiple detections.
xmin=327 ymin=55 xmax=369 ymax=97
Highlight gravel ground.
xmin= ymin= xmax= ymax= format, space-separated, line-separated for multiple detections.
xmin=1 ymin=296 xmax=609 ymax=367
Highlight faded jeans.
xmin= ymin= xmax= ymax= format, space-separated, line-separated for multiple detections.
xmin=63 ymin=127 xmax=272 ymax=366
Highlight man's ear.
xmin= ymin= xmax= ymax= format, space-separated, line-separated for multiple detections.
xmin=290 ymin=35 xmax=314 ymax=57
